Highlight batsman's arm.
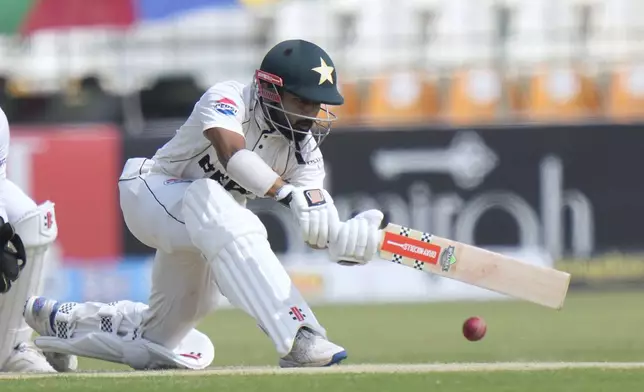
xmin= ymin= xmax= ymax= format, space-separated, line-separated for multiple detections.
xmin=202 ymin=126 xmax=322 ymax=202
xmin=204 ymin=124 xmax=336 ymax=248
xmin=204 ymin=127 xmax=285 ymax=198
xmin=197 ymin=83 xmax=286 ymax=198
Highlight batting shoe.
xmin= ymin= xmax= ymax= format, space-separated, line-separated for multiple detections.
xmin=279 ymin=327 xmax=347 ymax=368
xmin=1 ymin=342 xmax=56 ymax=373
xmin=23 ymin=296 xmax=78 ymax=372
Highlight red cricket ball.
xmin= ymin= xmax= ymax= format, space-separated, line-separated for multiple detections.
xmin=462 ymin=316 xmax=487 ymax=341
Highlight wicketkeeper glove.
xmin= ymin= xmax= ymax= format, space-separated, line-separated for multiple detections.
xmin=0 ymin=217 xmax=27 ymax=294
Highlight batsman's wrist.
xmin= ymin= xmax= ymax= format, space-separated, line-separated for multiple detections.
xmin=274 ymin=184 xmax=295 ymax=207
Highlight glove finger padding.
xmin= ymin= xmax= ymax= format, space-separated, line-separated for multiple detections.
xmin=348 ymin=220 xmax=360 ymax=257
xmin=332 ymin=221 xmax=361 ymax=266
xmin=327 ymin=205 xmax=341 ymax=245
xmin=316 ymin=209 xmax=328 ymax=248
xmin=365 ymin=225 xmax=380 ymax=263
xmin=355 ymin=220 xmax=370 ymax=259
xmin=298 ymin=212 xmax=310 ymax=244
xmin=329 ymin=219 xmax=363 ymax=264
xmin=308 ymin=210 xmax=320 ymax=246
xmin=360 ymin=209 xmax=384 ymax=260
xmin=333 ymin=222 xmax=349 ymax=256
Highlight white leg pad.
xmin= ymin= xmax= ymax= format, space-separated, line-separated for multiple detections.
xmin=216 ymin=236 xmax=327 ymax=356
xmin=182 ymin=179 xmax=327 ymax=357
xmin=182 ymin=179 xmax=267 ymax=256
xmin=0 ymin=201 xmax=57 ymax=366
xmin=33 ymin=300 xmax=214 ymax=370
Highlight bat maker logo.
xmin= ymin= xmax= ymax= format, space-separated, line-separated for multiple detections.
xmin=440 ymin=246 xmax=456 ymax=272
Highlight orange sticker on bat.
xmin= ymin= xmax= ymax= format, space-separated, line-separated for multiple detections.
xmin=381 ymin=232 xmax=441 ymax=264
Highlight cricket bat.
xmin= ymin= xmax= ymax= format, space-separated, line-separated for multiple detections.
xmin=377 ymin=223 xmax=571 ymax=310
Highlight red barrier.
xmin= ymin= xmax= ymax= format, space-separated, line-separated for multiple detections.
xmin=11 ymin=125 xmax=121 ymax=263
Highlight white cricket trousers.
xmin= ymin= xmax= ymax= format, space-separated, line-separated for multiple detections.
xmin=118 ymin=166 xmax=223 ymax=350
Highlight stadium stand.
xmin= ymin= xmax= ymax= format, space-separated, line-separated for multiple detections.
xmin=0 ymin=0 xmax=643 ymax=127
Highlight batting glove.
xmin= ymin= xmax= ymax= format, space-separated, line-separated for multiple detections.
xmin=328 ymin=209 xmax=384 ymax=266
xmin=276 ymin=184 xmax=341 ymax=249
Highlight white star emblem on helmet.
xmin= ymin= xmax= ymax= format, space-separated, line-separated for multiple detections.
xmin=311 ymin=57 xmax=334 ymax=85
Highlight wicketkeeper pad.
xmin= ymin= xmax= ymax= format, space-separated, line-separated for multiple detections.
xmin=0 ymin=202 xmax=57 ymax=367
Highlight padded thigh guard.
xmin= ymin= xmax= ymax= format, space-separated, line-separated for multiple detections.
xmin=0 ymin=201 xmax=57 ymax=366
xmin=182 ymin=179 xmax=327 ymax=357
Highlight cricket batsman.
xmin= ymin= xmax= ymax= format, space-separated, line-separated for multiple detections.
xmin=0 ymin=107 xmax=77 ymax=372
xmin=23 ymin=39 xmax=384 ymax=369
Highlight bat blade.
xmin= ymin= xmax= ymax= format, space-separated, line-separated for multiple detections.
xmin=378 ymin=223 xmax=571 ymax=310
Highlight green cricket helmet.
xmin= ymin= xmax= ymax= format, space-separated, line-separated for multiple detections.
xmin=253 ymin=39 xmax=344 ymax=150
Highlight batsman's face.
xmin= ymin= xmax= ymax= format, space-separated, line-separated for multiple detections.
xmin=280 ymin=91 xmax=321 ymax=131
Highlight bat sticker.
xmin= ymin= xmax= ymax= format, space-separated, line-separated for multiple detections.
xmin=381 ymin=232 xmax=441 ymax=264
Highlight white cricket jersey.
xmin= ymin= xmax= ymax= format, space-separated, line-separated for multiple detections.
xmin=150 ymin=81 xmax=325 ymax=200
xmin=0 ymin=108 xmax=11 ymax=221
xmin=0 ymin=107 xmax=8 ymax=181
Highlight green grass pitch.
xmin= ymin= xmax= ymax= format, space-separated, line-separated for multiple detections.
xmin=2 ymin=291 xmax=644 ymax=391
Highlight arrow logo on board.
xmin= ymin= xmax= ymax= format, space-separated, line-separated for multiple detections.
xmin=370 ymin=131 xmax=499 ymax=190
